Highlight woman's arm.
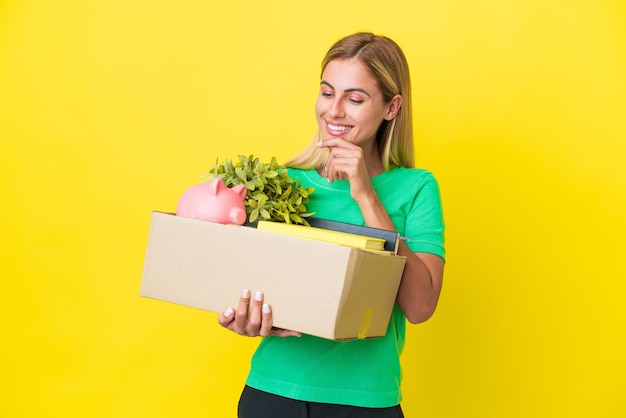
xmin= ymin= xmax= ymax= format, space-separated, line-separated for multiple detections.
xmin=318 ymin=138 xmax=444 ymax=323
xmin=356 ymin=194 xmax=444 ymax=324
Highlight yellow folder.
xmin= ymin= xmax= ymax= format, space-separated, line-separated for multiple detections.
xmin=256 ymin=221 xmax=386 ymax=250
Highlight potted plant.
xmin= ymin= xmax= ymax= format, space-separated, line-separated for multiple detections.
xmin=202 ymin=154 xmax=314 ymax=225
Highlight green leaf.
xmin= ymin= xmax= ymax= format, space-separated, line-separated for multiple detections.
xmin=250 ymin=208 xmax=259 ymax=223
xmin=235 ymin=168 xmax=247 ymax=181
xmin=289 ymin=214 xmax=303 ymax=224
xmin=280 ymin=185 xmax=292 ymax=200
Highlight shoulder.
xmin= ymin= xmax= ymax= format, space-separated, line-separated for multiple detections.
xmin=283 ymin=167 xmax=309 ymax=176
xmin=377 ymin=168 xmax=443 ymax=213
xmin=283 ymin=167 xmax=318 ymax=184
xmin=378 ymin=167 xmax=440 ymax=190
xmin=280 ymin=168 xmax=325 ymax=192
xmin=283 ymin=167 xmax=317 ymax=176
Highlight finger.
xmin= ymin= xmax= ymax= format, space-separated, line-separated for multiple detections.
xmin=317 ymin=138 xmax=335 ymax=149
xmin=248 ymin=291 xmax=264 ymax=334
xmin=325 ymin=153 xmax=341 ymax=183
xmin=271 ymin=327 xmax=302 ymax=338
xmin=324 ymin=153 xmax=334 ymax=182
xmin=330 ymin=161 xmax=354 ymax=180
xmin=259 ymin=303 xmax=273 ymax=337
xmin=218 ymin=307 xmax=235 ymax=328
xmin=329 ymin=150 xmax=363 ymax=169
xmin=317 ymin=137 xmax=354 ymax=149
xmin=325 ymin=160 xmax=346 ymax=183
xmin=326 ymin=148 xmax=363 ymax=180
xmin=233 ymin=289 xmax=251 ymax=334
xmin=326 ymin=165 xmax=336 ymax=183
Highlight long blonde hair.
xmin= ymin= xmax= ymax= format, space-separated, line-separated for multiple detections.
xmin=285 ymin=32 xmax=414 ymax=170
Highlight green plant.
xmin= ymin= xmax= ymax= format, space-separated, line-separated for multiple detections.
xmin=202 ymin=154 xmax=315 ymax=225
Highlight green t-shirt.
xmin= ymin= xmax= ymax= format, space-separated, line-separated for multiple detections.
xmin=245 ymin=167 xmax=445 ymax=408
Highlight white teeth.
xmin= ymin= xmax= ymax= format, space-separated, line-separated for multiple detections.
xmin=327 ymin=123 xmax=351 ymax=132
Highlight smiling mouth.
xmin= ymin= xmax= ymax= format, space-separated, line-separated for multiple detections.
xmin=326 ymin=121 xmax=353 ymax=135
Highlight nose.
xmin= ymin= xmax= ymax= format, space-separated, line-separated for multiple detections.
xmin=328 ymin=97 xmax=345 ymax=118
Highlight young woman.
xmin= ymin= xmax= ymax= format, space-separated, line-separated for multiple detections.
xmin=218 ymin=32 xmax=445 ymax=418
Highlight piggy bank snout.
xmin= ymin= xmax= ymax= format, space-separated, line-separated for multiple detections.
xmin=230 ymin=207 xmax=247 ymax=225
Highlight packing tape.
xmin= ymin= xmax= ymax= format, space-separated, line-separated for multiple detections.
xmin=357 ymin=307 xmax=375 ymax=340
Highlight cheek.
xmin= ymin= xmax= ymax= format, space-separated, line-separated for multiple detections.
xmin=356 ymin=108 xmax=383 ymax=126
xmin=315 ymin=98 xmax=325 ymax=117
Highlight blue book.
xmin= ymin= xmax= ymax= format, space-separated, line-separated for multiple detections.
xmin=306 ymin=217 xmax=400 ymax=253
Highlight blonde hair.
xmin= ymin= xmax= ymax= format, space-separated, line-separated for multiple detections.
xmin=285 ymin=32 xmax=414 ymax=170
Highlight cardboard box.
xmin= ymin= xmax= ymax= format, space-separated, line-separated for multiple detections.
xmin=140 ymin=212 xmax=406 ymax=340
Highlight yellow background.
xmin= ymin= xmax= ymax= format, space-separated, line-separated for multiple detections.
xmin=1 ymin=0 xmax=625 ymax=416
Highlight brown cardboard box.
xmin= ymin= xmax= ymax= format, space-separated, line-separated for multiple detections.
xmin=140 ymin=212 xmax=406 ymax=340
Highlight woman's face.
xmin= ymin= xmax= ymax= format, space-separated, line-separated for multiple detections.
xmin=316 ymin=58 xmax=398 ymax=151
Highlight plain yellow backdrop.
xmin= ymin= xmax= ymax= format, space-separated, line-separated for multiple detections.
xmin=1 ymin=0 xmax=625 ymax=416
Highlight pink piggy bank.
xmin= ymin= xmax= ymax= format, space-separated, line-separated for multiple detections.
xmin=176 ymin=178 xmax=248 ymax=225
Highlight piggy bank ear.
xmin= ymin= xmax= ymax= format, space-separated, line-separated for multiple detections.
xmin=232 ymin=184 xmax=247 ymax=200
xmin=207 ymin=178 xmax=226 ymax=196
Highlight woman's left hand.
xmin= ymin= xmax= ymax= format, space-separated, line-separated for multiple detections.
xmin=317 ymin=138 xmax=376 ymax=202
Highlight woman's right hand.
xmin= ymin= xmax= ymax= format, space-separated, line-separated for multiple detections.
xmin=218 ymin=289 xmax=301 ymax=338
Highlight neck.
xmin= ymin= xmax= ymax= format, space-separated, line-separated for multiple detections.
xmin=365 ymin=146 xmax=384 ymax=176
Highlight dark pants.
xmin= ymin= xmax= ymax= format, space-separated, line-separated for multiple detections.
xmin=238 ymin=385 xmax=405 ymax=418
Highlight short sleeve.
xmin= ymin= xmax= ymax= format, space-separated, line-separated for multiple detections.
xmin=403 ymin=172 xmax=445 ymax=260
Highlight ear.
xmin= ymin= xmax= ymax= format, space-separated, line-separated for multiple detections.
xmin=232 ymin=184 xmax=248 ymax=200
xmin=208 ymin=177 xmax=226 ymax=196
xmin=384 ymin=94 xmax=403 ymax=121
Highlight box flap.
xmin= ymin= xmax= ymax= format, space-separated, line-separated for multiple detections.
xmin=333 ymin=250 xmax=406 ymax=340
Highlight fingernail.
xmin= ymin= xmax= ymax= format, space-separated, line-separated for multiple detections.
xmin=224 ymin=307 xmax=234 ymax=318
xmin=255 ymin=291 xmax=263 ymax=301
xmin=316 ymin=141 xmax=322 ymax=146
xmin=262 ymin=304 xmax=271 ymax=314
xmin=242 ymin=289 xmax=250 ymax=298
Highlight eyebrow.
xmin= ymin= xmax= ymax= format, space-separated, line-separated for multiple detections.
xmin=320 ymin=81 xmax=372 ymax=98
